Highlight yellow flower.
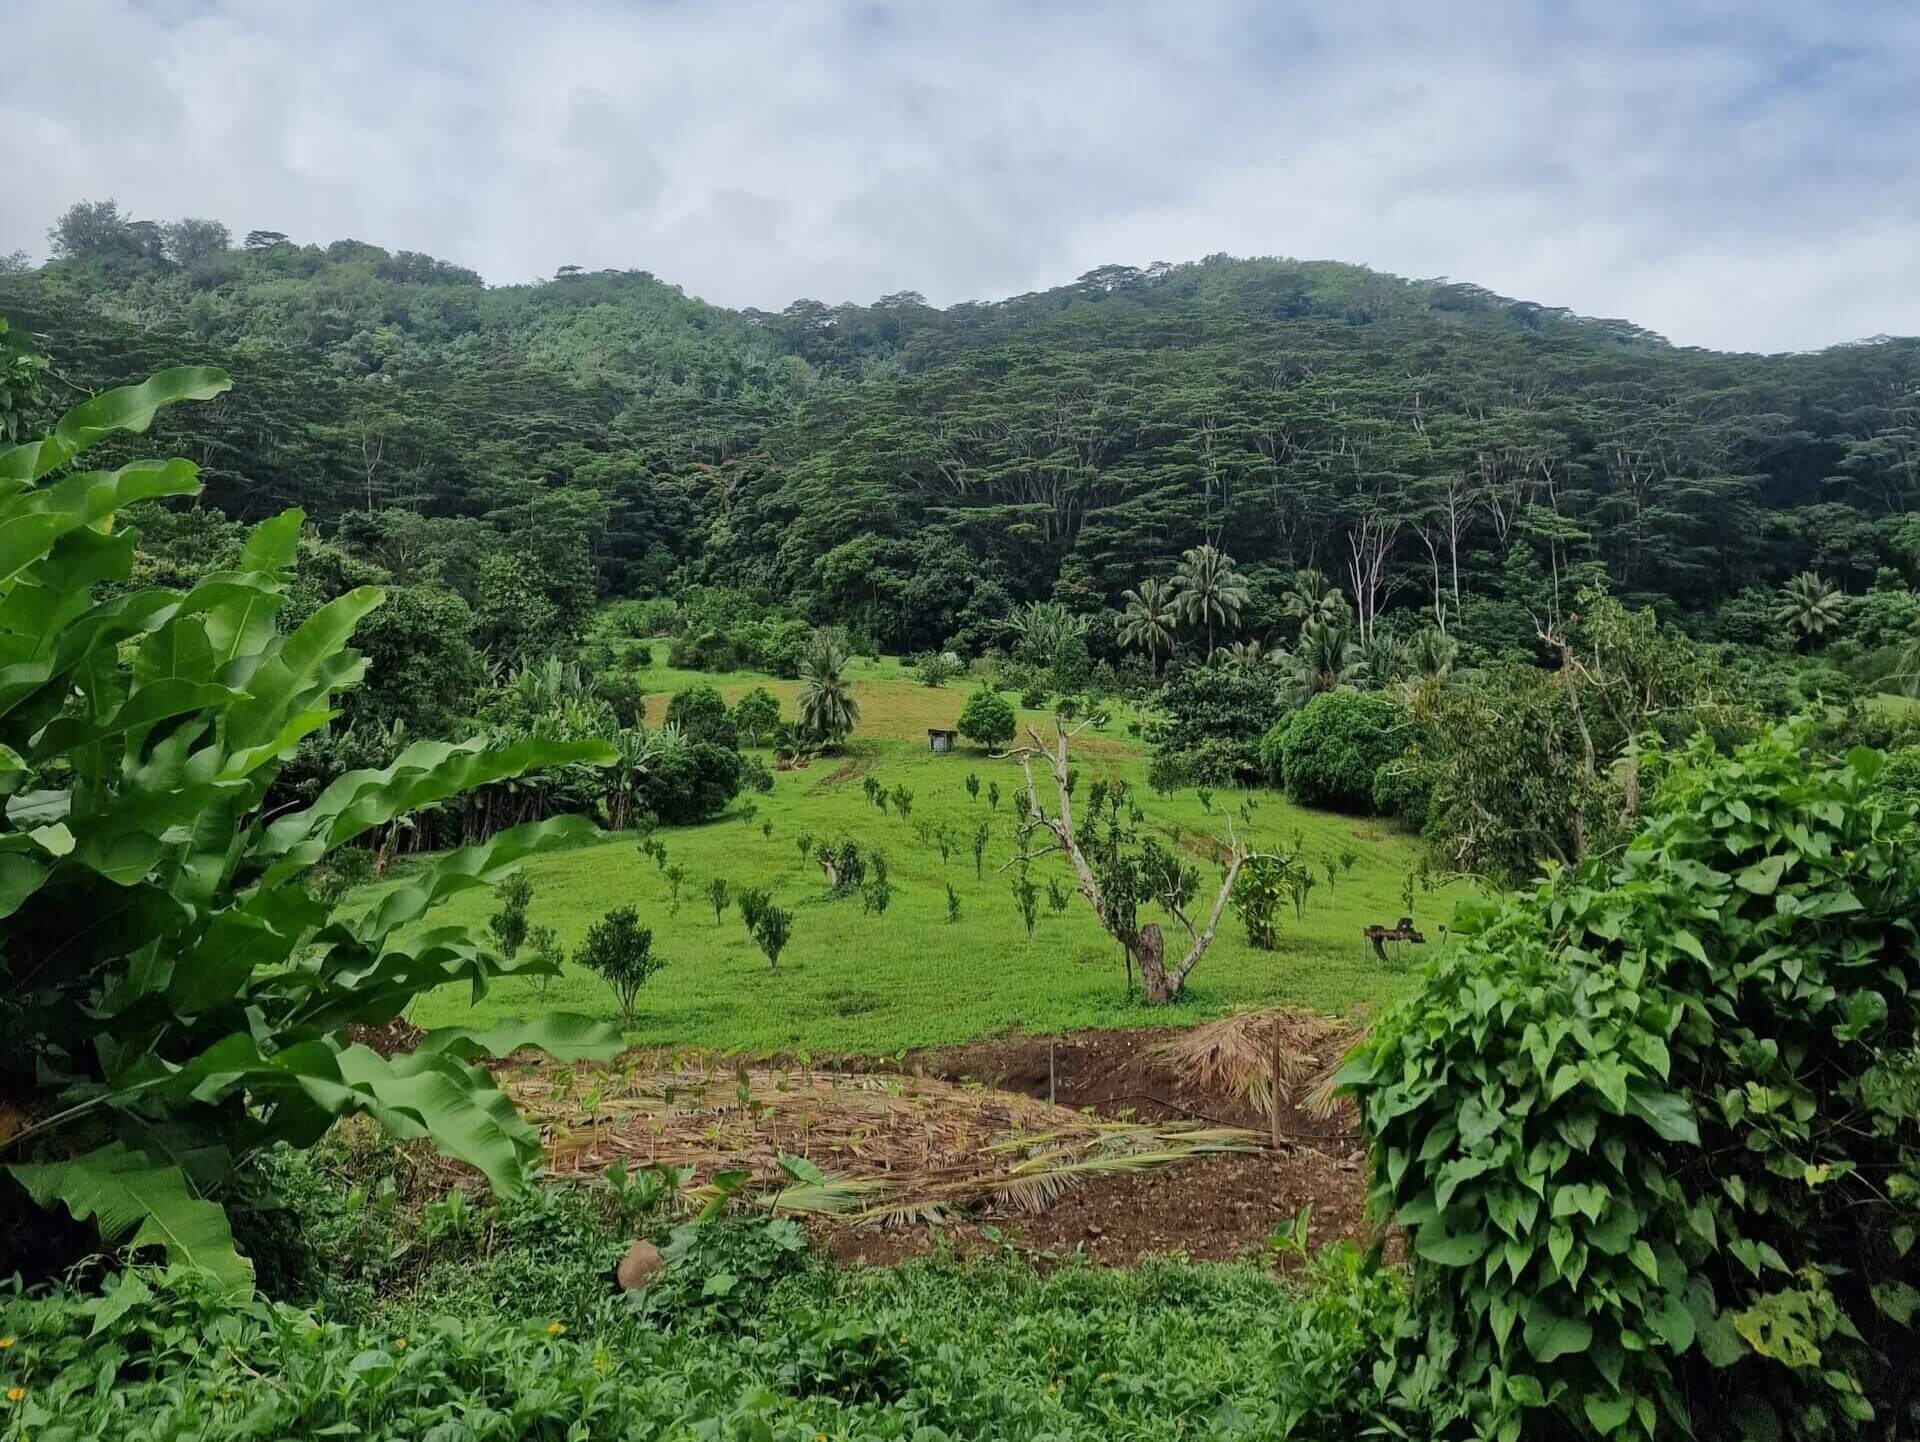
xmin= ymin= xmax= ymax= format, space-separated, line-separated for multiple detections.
xmin=5 ymin=1388 xmax=22 ymax=1404
xmin=0 ymin=1337 xmax=14 ymax=1349
xmin=393 ymin=1337 xmax=408 ymax=1350
xmin=546 ymin=1322 xmax=566 ymax=1336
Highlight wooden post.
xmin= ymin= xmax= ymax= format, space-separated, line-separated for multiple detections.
xmin=1269 ymin=1016 xmax=1284 ymax=1154
xmin=1048 ymin=1040 xmax=1057 ymax=1107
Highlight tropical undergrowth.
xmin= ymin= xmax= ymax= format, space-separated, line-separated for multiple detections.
xmin=1 ymin=1131 xmax=1404 ymax=1441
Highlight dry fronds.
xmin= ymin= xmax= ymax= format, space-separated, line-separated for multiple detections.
xmin=488 ymin=1062 xmax=1259 ymax=1227
xmin=1149 ymin=1008 xmax=1361 ymax=1120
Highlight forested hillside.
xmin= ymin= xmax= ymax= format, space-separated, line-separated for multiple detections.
xmin=6 ymin=199 xmax=1919 ymax=663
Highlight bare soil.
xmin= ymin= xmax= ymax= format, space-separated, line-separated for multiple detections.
xmin=825 ymin=1025 xmax=1382 ymax=1268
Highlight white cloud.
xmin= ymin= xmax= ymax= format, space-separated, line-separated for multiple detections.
xmin=1 ymin=0 xmax=1914 ymax=351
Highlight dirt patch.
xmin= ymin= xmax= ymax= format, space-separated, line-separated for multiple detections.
xmin=887 ymin=1021 xmax=1361 ymax=1144
xmin=826 ymin=1148 xmax=1369 ymax=1267
xmin=820 ymin=1019 xmax=1379 ymax=1266
xmin=345 ymin=1016 xmax=427 ymax=1057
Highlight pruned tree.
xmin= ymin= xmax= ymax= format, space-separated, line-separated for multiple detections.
xmin=1003 ymin=723 xmax=1262 ymax=1003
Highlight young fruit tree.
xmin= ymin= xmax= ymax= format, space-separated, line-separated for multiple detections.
xmin=1005 ymin=722 xmax=1263 ymax=1003
xmin=753 ymin=903 xmax=794 ymax=970
xmin=488 ymin=872 xmax=534 ymax=958
xmin=575 ymin=906 xmax=664 ymax=1027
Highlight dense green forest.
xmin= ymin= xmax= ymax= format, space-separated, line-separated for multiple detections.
xmin=8 ymin=197 xmax=1920 ymax=666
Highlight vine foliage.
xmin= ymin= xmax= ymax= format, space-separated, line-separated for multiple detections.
xmin=1342 ymin=729 xmax=1920 ymax=1439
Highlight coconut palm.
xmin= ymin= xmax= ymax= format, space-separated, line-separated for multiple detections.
xmin=796 ymin=629 xmax=859 ymax=748
xmin=1117 ymin=578 xmax=1179 ymax=672
xmin=1404 ymin=626 xmax=1459 ymax=680
xmin=1773 ymin=572 xmax=1847 ymax=647
xmin=1272 ymin=615 xmax=1366 ymax=702
xmin=1281 ymin=567 xmax=1347 ymax=630
xmin=1218 ymin=639 xmax=1267 ymax=671
xmin=1171 ymin=544 xmax=1249 ymax=655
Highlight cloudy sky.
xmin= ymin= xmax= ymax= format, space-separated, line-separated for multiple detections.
xmin=4 ymin=0 xmax=1916 ymax=353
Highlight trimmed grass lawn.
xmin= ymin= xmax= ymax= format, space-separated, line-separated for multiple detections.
xmin=405 ymin=657 xmax=1476 ymax=1053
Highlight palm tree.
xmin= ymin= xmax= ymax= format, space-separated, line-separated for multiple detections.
xmin=1218 ymin=639 xmax=1267 ymax=671
xmin=1117 ymin=578 xmax=1179 ymax=672
xmin=1171 ymin=544 xmax=1249 ymax=656
xmin=1404 ymin=626 xmax=1459 ymax=680
xmin=1773 ymin=572 xmax=1847 ymax=647
xmin=1281 ymin=568 xmax=1346 ymax=630
xmin=1272 ymin=615 xmax=1366 ymax=702
xmin=796 ymin=629 xmax=859 ymax=748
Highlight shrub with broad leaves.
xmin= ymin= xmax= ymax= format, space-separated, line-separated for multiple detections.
xmin=0 ymin=364 xmax=620 ymax=1297
xmin=1341 ymin=729 xmax=1920 ymax=1440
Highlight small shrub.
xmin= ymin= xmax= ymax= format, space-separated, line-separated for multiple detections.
xmin=1231 ymin=854 xmax=1297 ymax=950
xmin=914 ymin=651 xmax=964 ymax=687
xmin=526 ymin=924 xmax=563 ymax=998
xmin=945 ymin=882 xmax=962 ymax=924
xmin=958 ymin=685 xmax=1017 ymax=749
xmin=965 ymin=772 xmax=981 ymax=802
xmin=487 ymin=872 xmax=534 ymax=959
xmin=1011 ymin=866 xmax=1039 ymax=938
xmin=665 ymin=684 xmax=739 ymax=747
xmin=740 ymin=752 xmax=775 ymax=793
xmin=752 ymin=903 xmax=794 ymax=969
xmin=575 ymin=906 xmax=663 ymax=1026
xmin=1272 ymin=691 xmax=1408 ymax=812
xmin=890 ymin=784 xmax=913 ymax=820
xmin=731 ymin=687 xmax=782 ymax=746
xmin=736 ymin=886 xmax=771 ymax=937
xmin=705 ymin=877 xmax=731 ymax=925
xmin=309 ymin=845 xmax=375 ymax=908
xmin=861 ymin=852 xmax=893 ymax=916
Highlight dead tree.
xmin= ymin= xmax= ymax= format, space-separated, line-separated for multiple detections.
xmin=1001 ymin=723 xmax=1257 ymax=1005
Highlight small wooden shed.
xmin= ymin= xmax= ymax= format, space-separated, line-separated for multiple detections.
xmin=927 ymin=728 xmax=959 ymax=754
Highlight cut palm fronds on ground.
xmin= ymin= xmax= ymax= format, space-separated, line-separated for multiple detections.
xmin=1149 ymin=1008 xmax=1362 ymax=1121
xmin=493 ymin=1063 xmax=1259 ymax=1226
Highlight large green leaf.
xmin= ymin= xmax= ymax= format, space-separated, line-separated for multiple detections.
xmin=0 ymin=366 xmax=231 ymax=483
xmin=0 ymin=460 xmax=202 ymax=588
xmin=225 ymin=586 xmax=383 ymax=751
xmin=7 ymin=1143 xmax=254 ymax=1299
xmin=257 ymin=736 xmax=615 ymax=882
xmin=352 ymin=815 xmax=599 ymax=938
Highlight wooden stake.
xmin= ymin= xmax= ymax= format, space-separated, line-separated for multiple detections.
xmin=1048 ymin=1040 xmax=1057 ymax=1107
xmin=1269 ymin=1017 xmax=1284 ymax=1154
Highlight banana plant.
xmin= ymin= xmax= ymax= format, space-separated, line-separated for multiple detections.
xmin=0 ymin=365 xmax=621 ymax=1297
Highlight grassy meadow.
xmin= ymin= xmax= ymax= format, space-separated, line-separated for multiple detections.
xmin=406 ymin=656 xmax=1474 ymax=1052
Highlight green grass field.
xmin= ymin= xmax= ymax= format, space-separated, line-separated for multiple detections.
xmin=406 ymin=657 xmax=1474 ymax=1053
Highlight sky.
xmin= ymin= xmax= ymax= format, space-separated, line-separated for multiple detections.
xmin=3 ymin=0 xmax=1916 ymax=354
